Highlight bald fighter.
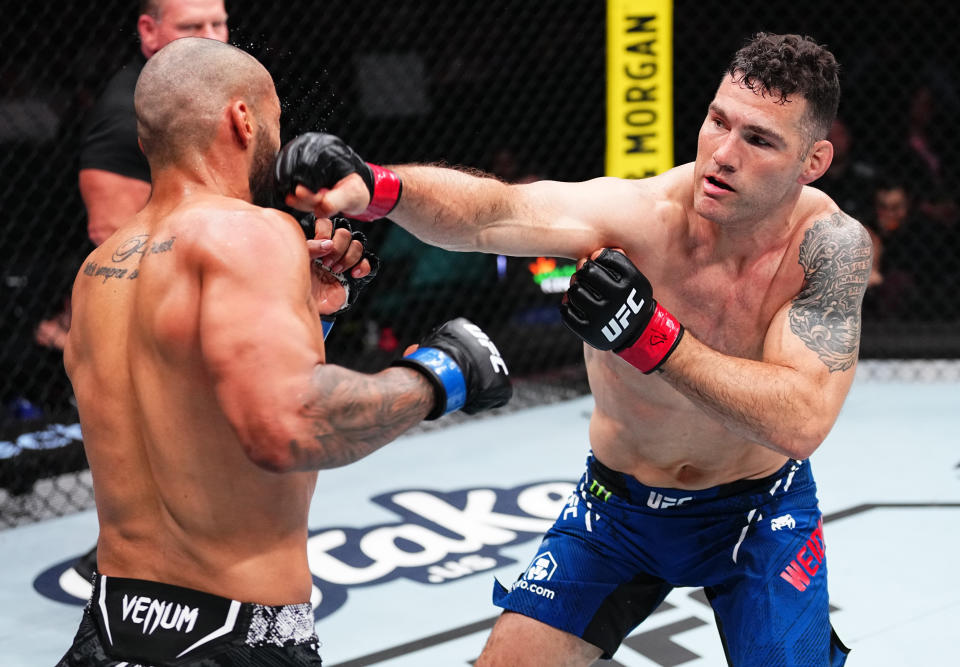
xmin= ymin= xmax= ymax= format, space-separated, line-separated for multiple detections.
xmin=65 ymin=0 xmax=233 ymax=589
xmin=277 ymin=33 xmax=866 ymax=666
xmin=56 ymin=38 xmax=510 ymax=666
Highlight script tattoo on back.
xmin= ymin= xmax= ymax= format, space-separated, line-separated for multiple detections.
xmin=789 ymin=213 xmax=872 ymax=372
xmin=82 ymin=235 xmax=176 ymax=283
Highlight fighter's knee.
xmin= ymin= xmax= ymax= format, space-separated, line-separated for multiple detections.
xmin=476 ymin=612 xmax=601 ymax=667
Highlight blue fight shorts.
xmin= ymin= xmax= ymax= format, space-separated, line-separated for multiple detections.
xmin=493 ymin=454 xmax=849 ymax=666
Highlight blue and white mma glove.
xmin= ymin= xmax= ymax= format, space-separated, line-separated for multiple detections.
xmin=392 ymin=318 xmax=513 ymax=420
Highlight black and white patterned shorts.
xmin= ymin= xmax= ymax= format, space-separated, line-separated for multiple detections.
xmin=56 ymin=574 xmax=323 ymax=666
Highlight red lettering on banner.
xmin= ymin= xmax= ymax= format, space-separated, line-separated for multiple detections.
xmin=779 ymin=518 xmax=826 ymax=592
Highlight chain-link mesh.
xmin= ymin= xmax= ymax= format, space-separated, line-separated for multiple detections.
xmin=2 ymin=1 xmax=958 ymax=527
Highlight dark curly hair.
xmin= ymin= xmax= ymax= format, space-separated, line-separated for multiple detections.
xmin=727 ymin=33 xmax=840 ymax=149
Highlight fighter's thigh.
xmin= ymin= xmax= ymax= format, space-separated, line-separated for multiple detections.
xmin=708 ymin=511 xmax=844 ymax=666
xmin=476 ymin=610 xmax=603 ymax=667
xmin=708 ymin=578 xmax=836 ymax=667
xmin=492 ymin=494 xmax=672 ymax=658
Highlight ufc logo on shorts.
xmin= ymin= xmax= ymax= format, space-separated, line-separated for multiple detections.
xmin=463 ymin=323 xmax=509 ymax=375
xmin=646 ymin=492 xmax=692 ymax=509
xmin=602 ymin=288 xmax=645 ymax=342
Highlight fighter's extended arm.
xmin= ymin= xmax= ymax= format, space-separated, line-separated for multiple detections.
xmin=660 ymin=213 xmax=872 ymax=458
xmin=198 ymin=209 xmax=509 ymax=472
xmin=274 ymin=132 xmax=639 ymax=260
xmin=388 ymin=167 xmax=633 ymax=259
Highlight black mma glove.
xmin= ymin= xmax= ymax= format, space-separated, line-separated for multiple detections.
xmin=308 ymin=215 xmax=380 ymax=340
xmin=560 ymin=249 xmax=684 ymax=374
xmin=392 ymin=318 xmax=512 ymax=420
xmin=275 ymin=132 xmax=402 ymax=221
xmin=308 ymin=215 xmax=380 ymax=316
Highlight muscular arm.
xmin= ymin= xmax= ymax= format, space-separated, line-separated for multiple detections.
xmin=314 ymin=165 xmax=649 ymax=259
xmin=79 ymin=168 xmax=152 ymax=245
xmin=199 ymin=209 xmax=434 ymax=472
xmin=287 ymin=365 xmax=433 ymax=469
xmin=659 ymin=213 xmax=873 ymax=459
xmin=385 ymin=166 xmax=647 ymax=259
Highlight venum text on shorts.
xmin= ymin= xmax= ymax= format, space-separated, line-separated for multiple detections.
xmin=120 ymin=594 xmax=199 ymax=635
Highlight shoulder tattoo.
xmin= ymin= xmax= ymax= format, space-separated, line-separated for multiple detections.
xmin=788 ymin=213 xmax=873 ymax=372
xmin=81 ymin=235 xmax=176 ymax=284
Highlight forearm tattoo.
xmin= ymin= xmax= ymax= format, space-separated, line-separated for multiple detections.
xmin=789 ymin=213 xmax=872 ymax=372
xmin=289 ymin=366 xmax=433 ymax=469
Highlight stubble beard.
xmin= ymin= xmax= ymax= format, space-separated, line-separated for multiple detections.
xmin=249 ymin=128 xmax=279 ymax=208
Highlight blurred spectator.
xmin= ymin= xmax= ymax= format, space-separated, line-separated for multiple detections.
xmin=864 ymin=228 xmax=883 ymax=290
xmin=35 ymin=0 xmax=231 ymax=347
xmin=34 ymin=298 xmax=72 ymax=351
xmin=79 ymin=0 xmax=229 ymax=246
xmin=817 ymin=117 xmax=876 ymax=223
xmin=862 ymin=177 xmax=932 ymax=319
xmin=488 ymin=146 xmax=543 ymax=185
xmin=896 ymin=83 xmax=959 ymax=228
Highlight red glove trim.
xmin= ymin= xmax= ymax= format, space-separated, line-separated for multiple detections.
xmin=616 ymin=303 xmax=684 ymax=374
xmin=351 ymin=163 xmax=402 ymax=221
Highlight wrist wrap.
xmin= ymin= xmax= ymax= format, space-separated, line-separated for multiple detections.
xmin=615 ymin=303 xmax=684 ymax=374
xmin=393 ymin=347 xmax=467 ymax=420
xmin=351 ymin=164 xmax=402 ymax=221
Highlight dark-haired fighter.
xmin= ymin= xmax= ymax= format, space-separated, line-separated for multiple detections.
xmin=56 ymin=37 xmax=510 ymax=666
xmin=278 ymin=33 xmax=864 ymax=666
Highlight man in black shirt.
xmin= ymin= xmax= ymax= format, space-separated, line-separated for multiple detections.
xmin=79 ymin=0 xmax=228 ymax=245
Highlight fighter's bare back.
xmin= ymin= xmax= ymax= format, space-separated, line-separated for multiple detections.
xmin=65 ymin=195 xmax=320 ymax=606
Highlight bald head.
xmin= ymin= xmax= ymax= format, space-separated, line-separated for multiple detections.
xmin=135 ymin=37 xmax=275 ymax=169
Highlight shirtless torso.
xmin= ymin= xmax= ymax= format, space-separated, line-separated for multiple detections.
xmin=65 ymin=196 xmax=322 ymax=605
xmin=375 ymin=74 xmax=870 ymax=491
xmin=372 ymin=160 xmax=867 ymax=491
xmin=584 ymin=164 xmax=842 ymax=488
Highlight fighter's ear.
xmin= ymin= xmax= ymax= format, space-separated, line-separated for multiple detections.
xmin=228 ymin=100 xmax=254 ymax=149
xmin=799 ymin=139 xmax=834 ymax=185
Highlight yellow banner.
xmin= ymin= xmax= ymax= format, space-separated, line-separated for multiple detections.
xmin=605 ymin=0 xmax=674 ymax=178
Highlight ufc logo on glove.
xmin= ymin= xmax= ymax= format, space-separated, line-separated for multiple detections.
xmin=560 ymin=249 xmax=684 ymax=375
xmin=601 ymin=288 xmax=646 ymax=343
xmin=462 ymin=322 xmax=509 ymax=375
